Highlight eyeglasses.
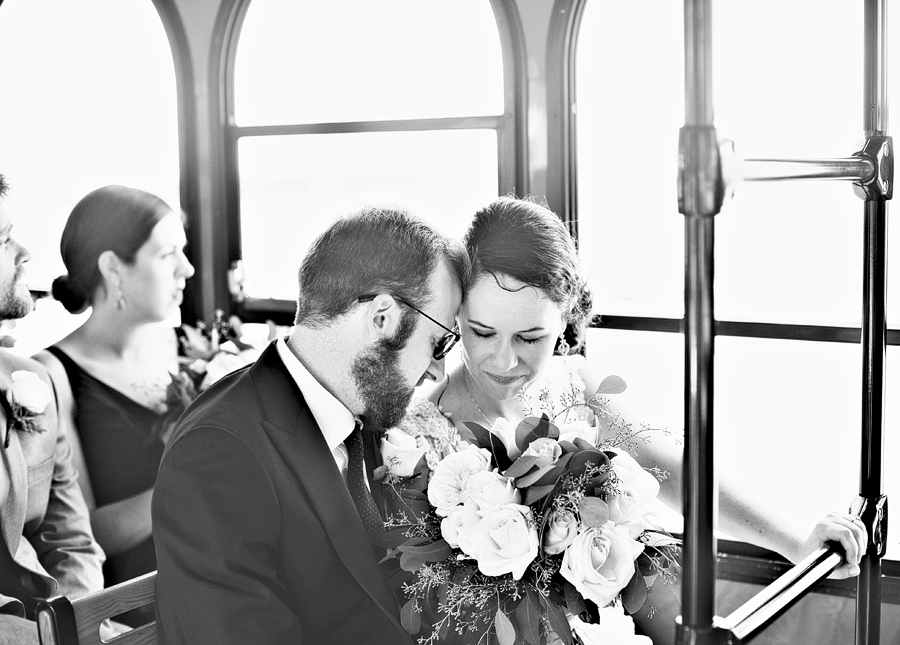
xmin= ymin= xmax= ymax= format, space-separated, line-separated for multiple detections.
xmin=357 ymin=294 xmax=460 ymax=361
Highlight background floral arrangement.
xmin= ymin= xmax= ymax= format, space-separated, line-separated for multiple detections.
xmin=153 ymin=312 xmax=260 ymax=441
xmin=377 ymin=378 xmax=681 ymax=645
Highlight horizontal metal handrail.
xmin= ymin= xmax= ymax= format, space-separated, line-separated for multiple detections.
xmin=722 ymin=546 xmax=843 ymax=641
xmin=743 ymin=157 xmax=876 ymax=182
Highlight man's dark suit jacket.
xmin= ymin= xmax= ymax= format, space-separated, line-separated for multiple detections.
xmin=152 ymin=342 xmax=412 ymax=645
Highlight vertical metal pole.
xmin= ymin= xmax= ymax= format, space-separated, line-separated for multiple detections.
xmin=858 ymin=3 xmax=889 ymax=644
xmin=678 ymin=1 xmax=724 ymax=643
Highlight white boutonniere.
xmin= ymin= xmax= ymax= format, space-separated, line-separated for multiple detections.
xmin=3 ymin=370 xmax=53 ymax=447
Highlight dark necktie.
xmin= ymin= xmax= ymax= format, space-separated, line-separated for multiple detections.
xmin=344 ymin=424 xmax=385 ymax=534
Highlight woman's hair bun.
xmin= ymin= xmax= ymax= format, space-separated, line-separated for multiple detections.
xmin=51 ymin=275 xmax=88 ymax=314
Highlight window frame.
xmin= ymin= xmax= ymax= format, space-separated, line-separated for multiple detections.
xmin=212 ymin=0 xmax=528 ymax=324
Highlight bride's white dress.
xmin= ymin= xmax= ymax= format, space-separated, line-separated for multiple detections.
xmin=390 ymin=355 xmax=654 ymax=644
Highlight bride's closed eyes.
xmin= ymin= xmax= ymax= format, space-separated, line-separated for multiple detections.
xmin=467 ymin=327 xmax=547 ymax=345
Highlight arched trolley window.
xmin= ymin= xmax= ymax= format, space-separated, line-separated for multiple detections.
xmin=224 ymin=0 xmax=526 ymax=321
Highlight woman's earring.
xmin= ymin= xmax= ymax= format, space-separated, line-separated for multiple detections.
xmin=557 ymin=335 xmax=570 ymax=357
xmin=114 ymin=286 xmax=126 ymax=311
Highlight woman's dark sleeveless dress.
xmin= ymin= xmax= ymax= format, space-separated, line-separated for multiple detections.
xmin=46 ymin=346 xmax=166 ymax=622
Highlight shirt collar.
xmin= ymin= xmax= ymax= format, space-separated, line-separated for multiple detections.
xmin=275 ymin=336 xmax=356 ymax=452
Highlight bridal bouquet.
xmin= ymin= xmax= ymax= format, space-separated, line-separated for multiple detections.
xmin=377 ymin=378 xmax=680 ymax=645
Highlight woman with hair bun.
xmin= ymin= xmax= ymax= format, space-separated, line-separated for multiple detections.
xmin=32 ymin=185 xmax=194 ymax=612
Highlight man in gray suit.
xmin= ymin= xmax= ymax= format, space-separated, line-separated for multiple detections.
xmin=0 ymin=174 xmax=105 ymax=645
xmin=153 ymin=206 xmax=467 ymax=644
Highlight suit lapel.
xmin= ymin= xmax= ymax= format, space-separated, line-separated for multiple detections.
xmin=249 ymin=344 xmax=404 ymax=633
xmin=0 ymin=397 xmax=26 ymax=555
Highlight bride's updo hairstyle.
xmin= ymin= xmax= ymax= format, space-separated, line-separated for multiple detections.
xmin=52 ymin=185 xmax=174 ymax=314
xmin=464 ymin=196 xmax=593 ymax=354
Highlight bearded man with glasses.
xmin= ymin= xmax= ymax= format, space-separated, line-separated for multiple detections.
xmin=153 ymin=206 xmax=467 ymax=645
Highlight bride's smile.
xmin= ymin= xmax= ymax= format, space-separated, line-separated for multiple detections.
xmin=459 ymin=272 xmax=565 ymax=407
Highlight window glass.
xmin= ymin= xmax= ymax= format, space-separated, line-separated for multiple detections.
xmin=576 ymin=0 xmax=684 ymax=319
xmin=587 ymin=328 xmax=898 ymax=560
xmin=235 ymin=0 xmax=504 ymax=125
xmin=238 ymin=130 xmax=499 ymax=300
xmin=0 ymin=0 xmax=180 ymax=356
xmin=577 ymin=0 xmax=900 ymax=326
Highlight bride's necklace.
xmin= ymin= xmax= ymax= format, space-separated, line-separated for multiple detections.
xmin=462 ymin=372 xmax=493 ymax=426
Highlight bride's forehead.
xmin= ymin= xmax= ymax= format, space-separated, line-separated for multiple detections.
xmin=463 ymin=275 xmax=561 ymax=318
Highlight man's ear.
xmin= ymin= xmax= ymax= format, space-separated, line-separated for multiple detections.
xmin=360 ymin=293 xmax=403 ymax=340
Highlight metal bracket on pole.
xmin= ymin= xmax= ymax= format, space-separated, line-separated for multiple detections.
xmin=853 ymin=135 xmax=893 ymax=201
xmin=851 ymin=495 xmax=889 ymax=559
xmin=675 ymin=615 xmax=734 ymax=645
xmin=678 ymin=124 xmax=725 ymax=218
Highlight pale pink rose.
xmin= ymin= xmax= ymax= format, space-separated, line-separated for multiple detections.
xmin=465 ymin=503 xmax=538 ymax=580
xmin=521 ymin=437 xmax=562 ymax=467
xmin=559 ymin=523 xmax=645 ymax=608
xmin=607 ymin=451 xmax=661 ymax=537
xmin=427 ymin=446 xmax=492 ymax=516
xmin=379 ymin=428 xmax=427 ymax=477
xmin=514 ymin=437 xmax=563 ymax=486
xmin=488 ymin=417 xmax=519 ymax=458
xmin=543 ymin=509 xmax=578 ymax=555
xmin=9 ymin=370 xmax=51 ymax=414
xmin=566 ymin=609 xmax=652 ymax=645
xmin=464 ymin=470 xmax=520 ymax=516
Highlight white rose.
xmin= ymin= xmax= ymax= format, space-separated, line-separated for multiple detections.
xmin=199 ymin=351 xmax=248 ymax=390
xmin=488 ymin=417 xmax=519 ymax=458
xmin=557 ymin=419 xmax=599 ymax=445
xmin=379 ymin=428 xmax=427 ymax=477
xmin=464 ymin=470 xmax=520 ymax=516
xmin=465 ymin=503 xmax=538 ymax=580
xmin=567 ymin=609 xmax=652 ymax=645
xmin=9 ymin=370 xmax=52 ymax=414
xmin=559 ymin=523 xmax=644 ymax=608
xmin=440 ymin=504 xmax=480 ymax=551
xmin=543 ymin=509 xmax=578 ymax=555
xmin=427 ymin=446 xmax=492 ymax=516
xmin=607 ymin=451 xmax=661 ymax=537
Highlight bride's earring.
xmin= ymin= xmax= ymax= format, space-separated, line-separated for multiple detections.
xmin=557 ymin=335 xmax=570 ymax=357
xmin=114 ymin=285 xmax=126 ymax=311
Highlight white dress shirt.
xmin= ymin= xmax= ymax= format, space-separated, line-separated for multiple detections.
xmin=275 ymin=336 xmax=356 ymax=476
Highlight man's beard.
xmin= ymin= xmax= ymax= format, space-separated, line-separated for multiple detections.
xmin=0 ymin=273 xmax=33 ymax=320
xmin=352 ymin=314 xmax=417 ymax=430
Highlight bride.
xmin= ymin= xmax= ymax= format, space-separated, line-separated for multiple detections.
xmin=391 ymin=196 xmax=867 ymax=644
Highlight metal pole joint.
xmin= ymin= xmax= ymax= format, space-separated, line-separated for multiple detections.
xmin=678 ymin=125 xmax=724 ymax=217
xmin=851 ymin=495 xmax=889 ymax=559
xmin=675 ymin=615 xmax=734 ymax=645
xmin=853 ymin=135 xmax=893 ymax=201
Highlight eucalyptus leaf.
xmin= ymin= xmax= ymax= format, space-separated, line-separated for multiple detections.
xmin=514 ymin=590 xmax=542 ymax=645
xmin=578 ymin=496 xmax=610 ymax=528
xmin=621 ymin=570 xmax=648 ymax=615
xmin=398 ymin=538 xmax=452 ymax=563
xmin=523 ymin=483 xmax=556 ymax=506
xmin=503 ymin=454 xmax=541 ymax=478
xmin=400 ymin=598 xmax=421 ymax=635
xmin=515 ymin=462 xmax=556 ymax=488
xmin=544 ymin=601 xmax=573 ymax=645
xmin=495 ymin=609 xmax=516 ymax=645
xmin=564 ymin=581 xmax=586 ymax=617
xmin=464 ymin=421 xmax=512 ymax=472
xmin=515 ymin=414 xmax=555 ymax=451
xmin=595 ymin=374 xmax=627 ymax=394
